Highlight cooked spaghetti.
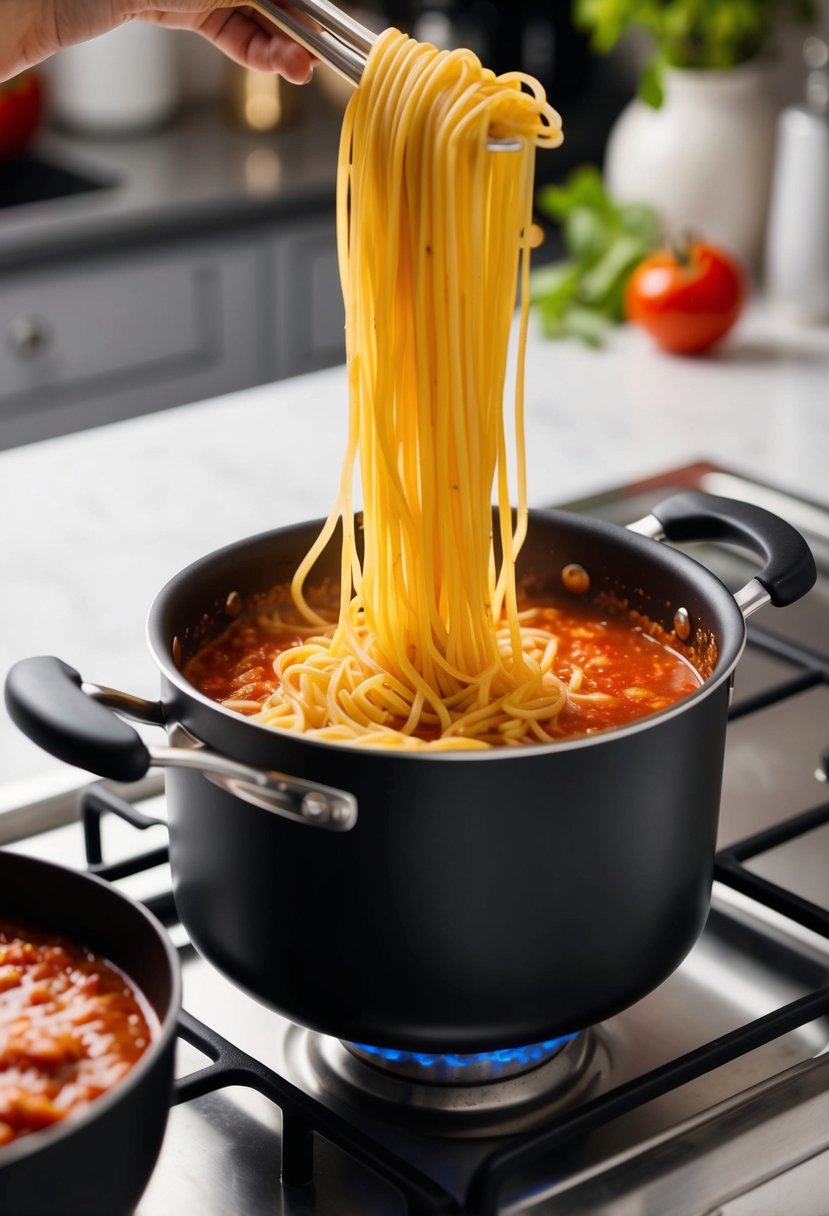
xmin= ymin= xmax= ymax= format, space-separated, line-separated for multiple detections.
xmin=185 ymin=595 xmax=703 ymax=743
xmin=253 ymin=29 xmax=565 ymax=749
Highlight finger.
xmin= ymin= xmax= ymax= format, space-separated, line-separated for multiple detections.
xmin=141 ymin=9 xmax=315 ymax=83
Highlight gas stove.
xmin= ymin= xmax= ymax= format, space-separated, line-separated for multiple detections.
xmin=3 ymin=462 xmax=829 ymax=1215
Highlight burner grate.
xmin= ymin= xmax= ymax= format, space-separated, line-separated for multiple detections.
xmin=171 ymin=1009 xmax=458 ymax=1212
xmin=465 ymin=799 xmax=829 ymax=1215
xmin=78 ymin=617 xmax=829 ymax=1216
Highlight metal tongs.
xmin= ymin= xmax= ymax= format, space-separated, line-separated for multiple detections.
xmin=249 ymin=0 xmax=522 ymax=150
xmin=250 ymin=0 xmax=376 ymax=85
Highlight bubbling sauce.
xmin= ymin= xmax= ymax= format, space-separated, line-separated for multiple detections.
xmin=0 ymin=920 xmax=156 ymax=1147
xmin=184 ymin=590 xmax=703 ymax=744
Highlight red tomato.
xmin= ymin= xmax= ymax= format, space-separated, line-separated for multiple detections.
xmin=0 ymin=71 xmax=44 ymax=162
xmin=625 ymin=242 xmax=745 ymax=355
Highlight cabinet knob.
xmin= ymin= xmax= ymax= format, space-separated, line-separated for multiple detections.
xmin=8 ymin=314 xmax=53 ymax=360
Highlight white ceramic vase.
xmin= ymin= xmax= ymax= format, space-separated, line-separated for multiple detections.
xmin=604 ymin=63 xmax=778 ymax=271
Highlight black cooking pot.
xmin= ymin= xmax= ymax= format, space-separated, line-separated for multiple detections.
xmin=5 ymin=492 xmax=815 ymax=1053
xmin=0 ymin=851 xmax=180 ymax=1216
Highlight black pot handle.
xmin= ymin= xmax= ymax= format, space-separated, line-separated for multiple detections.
xmin=4 ymin=656 xmax=358 ymax=830
xmin=5 ymin=657 xmax=156 ymax=783
xmin=646 ymin=491 xmax=817 ymax=609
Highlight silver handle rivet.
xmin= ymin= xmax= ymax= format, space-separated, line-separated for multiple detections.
xmin=674 ymin=607 xmax=692 ymax=642
xmin=302 ymin=792 xmax=331 ymax=822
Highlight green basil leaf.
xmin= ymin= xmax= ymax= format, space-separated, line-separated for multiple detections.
xmin=529 ymin=261 xmax=579 ymax=307
xmin=559 ymin=305 xmax=610 ymax=347
xmin=578 ymin=234 xmax=648 ymax=306
xmin=618 ymin=202 xmax=662 ymax=244
xmin=536 ymin=164 xmax=609 ymax=221
xmin=564 ymin=206 xmax=615 ymax=263
xmin=638 ymin=58 xmax=664 ymax=108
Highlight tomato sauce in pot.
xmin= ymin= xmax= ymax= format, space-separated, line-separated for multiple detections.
xmin=0 ymin=920 xmax=157 ymax=1147
xmin=184 ymin=594 xmax=703 ymax=741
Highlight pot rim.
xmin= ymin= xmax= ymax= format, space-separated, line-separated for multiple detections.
xmin=0 ymin=852 xmax=181 ymax=1168
xmin=146 ymin=509 xmax=747 ymax=762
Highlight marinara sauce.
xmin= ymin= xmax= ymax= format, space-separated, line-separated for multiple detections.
xmin=184 ymin=595 xmax=703 ymax=740
xmin=0 ymin=920 xmax=155 ymax=1148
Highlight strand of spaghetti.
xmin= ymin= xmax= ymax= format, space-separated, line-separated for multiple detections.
xmin=251 ymin=30 xmax=565 ymax=750
xmin=350 ymin=54 xmax=498 ymax=719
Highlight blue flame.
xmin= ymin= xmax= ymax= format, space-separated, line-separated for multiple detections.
xmin=350 ymin=1033 xmax=578 ymax=1073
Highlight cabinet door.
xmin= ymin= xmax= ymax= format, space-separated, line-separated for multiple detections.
xmin=270 ymin=216 xmax=344 ymax=380
xmin=0 ymin=237 xmax=263 ymax=449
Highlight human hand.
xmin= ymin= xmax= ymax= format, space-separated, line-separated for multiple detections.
xmin=3 ymin=1 xmax=315 ymax=84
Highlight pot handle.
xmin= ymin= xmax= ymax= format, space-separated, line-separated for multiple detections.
xmin=629 ymin=491 xmax=816 ymax=616
xmin=5 ymin=657 xmax=155 ymax=783
xmin=4 ymin=656 xmax=357 ymax=831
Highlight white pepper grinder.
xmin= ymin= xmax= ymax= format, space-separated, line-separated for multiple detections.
xmin=765 ymin=37 xmax=829 ymax=321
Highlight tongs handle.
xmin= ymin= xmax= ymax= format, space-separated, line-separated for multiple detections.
xmin=251 ymin=2 xmax=525 ymax=153
xmin=250 ymin=0 xmax=375 ymax=85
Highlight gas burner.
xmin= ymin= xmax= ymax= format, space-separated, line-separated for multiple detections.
xmin=285 ymin=1024 xmax=606 ymax=1138
xmin=345 ymin=1034 xmax=578 ymax=1084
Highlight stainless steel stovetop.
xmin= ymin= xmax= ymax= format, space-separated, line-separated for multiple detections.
xmin=4 ymin=462 xmax=829 ymax=1216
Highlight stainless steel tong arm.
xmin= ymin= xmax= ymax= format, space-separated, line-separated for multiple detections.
xmin=250 ymin=0 xmax=375 ymax=84
xmin=251 ymin=0 xmax=523 ymax=151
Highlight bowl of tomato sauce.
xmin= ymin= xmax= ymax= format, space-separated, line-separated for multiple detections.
xmin=0 ymin=851 xmax=180 ymax=1216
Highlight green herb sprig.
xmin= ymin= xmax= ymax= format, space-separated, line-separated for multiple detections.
xmin=574 ymin=0 xmax=815 ymax=106
xmin=530 ymin=166 xmax=661 ymax=347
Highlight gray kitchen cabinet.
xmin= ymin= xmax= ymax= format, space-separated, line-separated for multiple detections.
xmin=269 ymin=218 xmax=345 ymax=380
xmin=0 ymin=218 xmax=344 ymax=451
xmin=0 ymin=99 xmax=346 ymax=450
xmin=0 ymin=236 xmax=263 ymax=450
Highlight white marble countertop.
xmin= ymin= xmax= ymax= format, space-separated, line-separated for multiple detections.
xmin=2 ymin=300 xmax=828 ymax=793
